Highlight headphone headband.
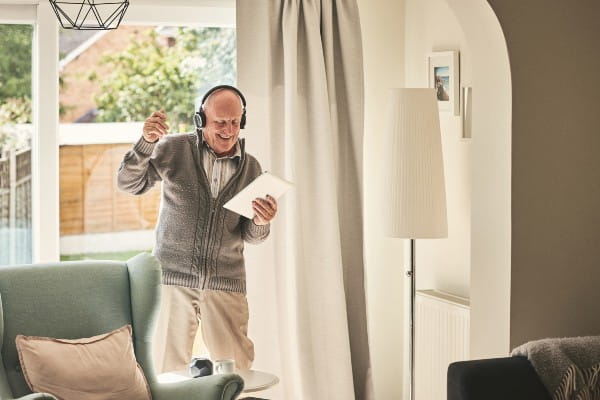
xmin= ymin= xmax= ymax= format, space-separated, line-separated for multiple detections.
xmin=200 ymin=85 xmax=246 ymax=108
xmin=194 ymin=85 xmax=247 ymax=130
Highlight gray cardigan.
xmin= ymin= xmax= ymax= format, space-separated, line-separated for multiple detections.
xmin=117 ymin=133 xmax=269 ymax=293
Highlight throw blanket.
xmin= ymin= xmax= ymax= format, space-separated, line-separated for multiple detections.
xmin=511 ymin=336 xmax=600 ymax=400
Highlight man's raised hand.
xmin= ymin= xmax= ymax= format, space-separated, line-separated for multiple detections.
xmin=142 ymin=109 xmax=170 ymax=143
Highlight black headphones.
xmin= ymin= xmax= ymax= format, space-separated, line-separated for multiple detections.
xmin=194 ymin=85 xmax=247 ymax=130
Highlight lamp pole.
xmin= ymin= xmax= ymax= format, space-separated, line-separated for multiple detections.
xmin=408 ymin=238 xmax=416 ymax=400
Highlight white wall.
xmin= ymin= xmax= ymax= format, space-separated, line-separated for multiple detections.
xmin=403 ymin=0 xmax=512 ymax=359
xmin=445 ymin=0 xmax=511 ymax=359
xmin=404 ymin=0 xmax=471 ymax=299
xmin=358 ymin=0 xmax=407 ymax=399
xmin=361 ymin=1 xmax=511 ymax=396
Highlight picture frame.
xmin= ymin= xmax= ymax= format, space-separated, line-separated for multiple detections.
xmin=427 ymin=51 xmax=460 ymax=115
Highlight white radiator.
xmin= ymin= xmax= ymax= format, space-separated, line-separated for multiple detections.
xmin=415 ymin=289 xmax=470 ymax=400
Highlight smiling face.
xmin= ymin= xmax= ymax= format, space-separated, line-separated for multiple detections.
xmin=202 ymin=89 xmax=243 ymax=157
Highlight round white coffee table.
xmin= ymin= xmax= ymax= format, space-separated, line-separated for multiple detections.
xmin=236 ymin=369 xmax=279 ymax=393
xmin=158 ymin=368 xmax=279 ymax=393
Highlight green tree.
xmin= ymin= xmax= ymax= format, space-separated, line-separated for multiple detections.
xmin=178 ymin=27 xmax=236 ymax=95
xmin=94 ymin=27 xmax=236 ymax=131
xmin=0 ymin=97 xmax=32 ymax=151
xmin=0 ymin=25 xmax=33 ymax=104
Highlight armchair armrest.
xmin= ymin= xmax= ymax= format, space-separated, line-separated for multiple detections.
xmin=447 ymin=356 xmax=551 ymax=400
xmin=150 ymin=373 xmax=244 ymax=400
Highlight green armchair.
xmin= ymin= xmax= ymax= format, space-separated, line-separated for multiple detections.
xmin=0 ymin=252 xmax=244 ymax=400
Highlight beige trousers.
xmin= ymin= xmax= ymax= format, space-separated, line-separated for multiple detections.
xmin=152 ymin=285 xmax=254 ymax=374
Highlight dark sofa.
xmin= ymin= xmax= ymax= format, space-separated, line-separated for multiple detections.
xmin=447 ymin=356 xmax=552 ymax=400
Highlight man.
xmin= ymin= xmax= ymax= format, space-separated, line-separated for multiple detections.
xmin=117 ymin=85 xmax=277 ymax=373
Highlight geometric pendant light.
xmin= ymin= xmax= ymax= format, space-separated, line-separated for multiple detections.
xmin=49 ymin=0 xmax=129 ymax=30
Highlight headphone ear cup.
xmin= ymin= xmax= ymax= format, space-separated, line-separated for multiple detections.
xmin=199 ymin=109 xmax=207 ymax=128
xmin=240 ymin=112 xmax=246 ymax=129
xmin=193 ymin=112 xmax=202 ymax=130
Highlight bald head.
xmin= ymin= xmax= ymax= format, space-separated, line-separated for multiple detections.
xmin=201 ymin=88 xmax=244 ymax=157
xmin=203 ymin=89 xmax=244 ymax=114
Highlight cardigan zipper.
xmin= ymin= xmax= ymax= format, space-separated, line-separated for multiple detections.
xmin=201 ymin=199 xmax=217 ymax=290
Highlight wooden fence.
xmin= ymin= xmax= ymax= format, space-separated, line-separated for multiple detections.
xmin=0 ymin=144 xmax=160 ymax=263
xmin=0 ymin=148 xmax=32 ymax=264
xmin=59 ymin=143 xmax=160 ymax=235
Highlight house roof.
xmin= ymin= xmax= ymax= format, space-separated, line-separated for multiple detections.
xmin=59 ymin=30 xmax=108 ymax=71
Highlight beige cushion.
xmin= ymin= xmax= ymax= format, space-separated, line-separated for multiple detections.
xmin=16 ymin=325 xmax=152 ymax=400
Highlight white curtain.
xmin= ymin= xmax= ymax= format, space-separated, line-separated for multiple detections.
xmin=237 ymin=1 xmax=371 ymax=399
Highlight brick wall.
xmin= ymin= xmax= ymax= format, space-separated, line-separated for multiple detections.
xmin=60 ymin=26 xmax=154 ymax=123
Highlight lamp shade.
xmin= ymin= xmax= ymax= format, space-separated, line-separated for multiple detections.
xmin=384 ymin=88 xmax=448 ymax=238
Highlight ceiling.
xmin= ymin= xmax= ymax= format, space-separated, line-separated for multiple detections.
xmin=0 ymin=0 xmax=235 ymax=6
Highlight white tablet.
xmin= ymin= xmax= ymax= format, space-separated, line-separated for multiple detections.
xmin=223 ymin=171 xmax=293 ymax=219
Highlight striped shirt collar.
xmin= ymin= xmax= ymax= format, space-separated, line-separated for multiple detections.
xmin=201 ymin=130 xmax=241 ymax=160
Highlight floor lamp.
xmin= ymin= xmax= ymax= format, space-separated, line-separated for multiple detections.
xmin=384 ymin=88 xmax=448 ymax=400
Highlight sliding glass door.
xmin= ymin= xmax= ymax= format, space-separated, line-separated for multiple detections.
xmin=0 ymin=1 xmax=235 ymax=262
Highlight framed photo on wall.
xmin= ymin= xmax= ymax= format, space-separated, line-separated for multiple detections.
xmin=427 ymin=51 xmax=460 ymax=115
